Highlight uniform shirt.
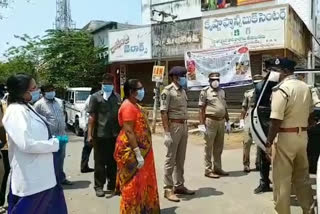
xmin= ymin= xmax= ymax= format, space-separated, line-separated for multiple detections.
xmin=34 ymin=97 xmax=66 ymax=136
xmin=199 ymin=86 xmax=227 ymax=118
xmin=160 ymin=83 xmax=188 ymax=120
xmin=242 ymin=89 xmax=255 ymax=111
xmin=270 ymin=75 xmax=313 ymax=128
xmin=88 ymin=91 xmax=121 ymax=138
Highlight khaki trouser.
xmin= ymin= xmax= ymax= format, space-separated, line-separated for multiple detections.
xmin=272 ymin=132 xmax=314 ymax=214
xmin=204 ymin=118 xmax=225 ymax=174
xmin=164 ymin=122 xmax=188 ymax=190
xmin=243 ymin=131 xmax=259 ymax=168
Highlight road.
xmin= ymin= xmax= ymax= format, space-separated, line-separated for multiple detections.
xmin=63 ymin=132 xmax=315 ymax=214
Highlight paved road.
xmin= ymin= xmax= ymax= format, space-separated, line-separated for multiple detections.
xmin=64 ymin=132 xmax=315 ymax=214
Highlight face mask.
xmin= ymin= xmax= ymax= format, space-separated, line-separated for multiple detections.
xmin=178 ymin=77 xmax=187 ymax=88
xmin=45 ymin=91 xmax=56 ymax=100
xmin=269 ymin=71 xmax=281 ymax=82
xmin=210 ymin=80 xmax=220 ymax=89
xmin=30 ymin=90 xmax=40 ymax=103
xmin=135 ymin=88 xmax=145 ymax=101
xmin=102 ymin=84 xmax=114 ymax=93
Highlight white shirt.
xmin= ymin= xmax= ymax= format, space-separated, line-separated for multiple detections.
xmin=2 ymin=103 xmax=59 ymax=197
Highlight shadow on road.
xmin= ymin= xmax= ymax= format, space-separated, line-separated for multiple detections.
xmin=63 ymin=180 xmax=91 ymax=190
xmin=227 ymin=170 xmax=248 ymax=177
xmin=161 ymin=206 xmax=178 ymax=214
xmin=181 ymin=187 xmax=223 ymax=201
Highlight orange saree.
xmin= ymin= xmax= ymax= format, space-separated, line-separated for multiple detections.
xmin=114 ymin=100 xmax=160 ymax=214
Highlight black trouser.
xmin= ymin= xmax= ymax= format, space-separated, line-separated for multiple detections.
xmin=93 ymin=137 xmax=117 ymax=190
xmin=81 ymin=131 xmax=93 ymax=170
xmin=257 ymin=147 xmax=271 ymax=186
xmin=0 ymin=150 xmax=10 ymax=206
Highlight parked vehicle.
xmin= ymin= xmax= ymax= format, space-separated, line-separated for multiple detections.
xmin=64 ymin=87 xmax=91 ymax=136
xmin=250 ymin=70 xmax=320 ymax=212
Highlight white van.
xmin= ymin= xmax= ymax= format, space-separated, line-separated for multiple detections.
xmin=64 ymin=87 xmax=91 ymax=136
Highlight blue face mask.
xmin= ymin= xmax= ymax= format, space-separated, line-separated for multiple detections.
xmin=45 ymin=91 xmax=56 ymax=100
xmin=178 ymin=77 xmax=187 ymax=88
xmin=135 ymin=88 xmax=145 ymax=101
xmin=102 ymin=84 xmax=114 ymax=93
xmin=30 ymin=90 xmax=40 ymax=103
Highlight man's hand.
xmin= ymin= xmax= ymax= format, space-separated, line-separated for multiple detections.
xmin=265 ymin=143 xmax=272 ymax=162
xmin=198 ymin=124 xmax=207 ymax=134
xmin=225 ymin=121 xmax=231 ymax=134
xmin=88 ymin=135 xmax=94 ymax=146
xmin=239 ymin=119 xmax=245 ymax=129
xmin=164 ymin=132 xmax=173 ymax=147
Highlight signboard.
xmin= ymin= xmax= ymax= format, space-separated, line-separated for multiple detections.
xmin=202 ymin=7 xmax=287 ymax=50
xmin=152 ymin=19 xmax=202 ymax=58
xmin=109 ymin=27 xmax=152 ymax=62
xmin=185 ymin=46 xmax=252 ymax=88
xmin=152 ymin=66 xmax=165 ymax=83
xmin=237 ymin=0 xmax=272 ymax=6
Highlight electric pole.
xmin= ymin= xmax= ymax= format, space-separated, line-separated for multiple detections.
xmin=55 ymin=0 xmax=75 ymax=30
xmin=150 ymin=9 xmax=177 ymax=133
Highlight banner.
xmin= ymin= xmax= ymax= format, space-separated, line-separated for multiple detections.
xmin=237 ymin=0 xmax=272 ymax=6
xmin=109 ymin=27 xmax=152 ymax=62
xmin=185 ymin=46 xmax=252 ymax=89
xmin=203 ymin=7 xmax=286 ymax=50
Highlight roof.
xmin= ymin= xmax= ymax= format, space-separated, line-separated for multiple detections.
xmin=82 ymin=20 xmax=113 ymax=32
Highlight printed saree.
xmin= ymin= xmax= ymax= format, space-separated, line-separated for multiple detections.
xmin=114 ymin=100 xmax=160 ymax=214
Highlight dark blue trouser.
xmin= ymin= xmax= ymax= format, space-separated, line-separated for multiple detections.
xmin=257 ymin=146 xmax=271 ymax=186
xmin=55 ymin=144 xmax=67 ymax=182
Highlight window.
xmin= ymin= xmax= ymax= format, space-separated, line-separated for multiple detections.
xmin=75 ymin=91 xmax=90 ymax=102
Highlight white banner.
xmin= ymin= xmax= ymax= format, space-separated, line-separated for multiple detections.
xmin=109 ymin=27 xmax=152 ymax=62
xmin=203 ymin=7 xmax=286 ymax=50
xmin=185 ymin=46 xmax=252 ymax=89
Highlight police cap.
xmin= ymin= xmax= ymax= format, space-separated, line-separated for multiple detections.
xmin=208 ymin=72 xmax=220 ymax=80
xmin=169 ymin=66 xmax=187 ymax=77
xmin=267 ymin=57 xmax=296 ymax=71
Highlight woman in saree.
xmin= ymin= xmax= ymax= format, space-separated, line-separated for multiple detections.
xmin=114 ymin=79 xmax=160 ymax=214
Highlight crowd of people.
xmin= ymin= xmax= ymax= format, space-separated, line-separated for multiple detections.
xmin=0 ymin=56 xmax=317 ymax=214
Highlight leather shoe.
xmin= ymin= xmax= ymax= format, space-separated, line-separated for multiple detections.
xmin=205 ymin=172 xmax=220 ymax=179
xmin=164 ymin=190 xmax=180 ymax=202
xmin=62 ymin=179 xmax=73 ymax=185
xmin=214 ymin=169 xmax=229 ymax=176
xmin=243 ymin=166 xmax=250 ymax=173
xmin=81 ymin=167 xmax=94 ymax=173
xmin=254 ymin=185 xmax=272 ymax=194
xmin=95 ymin=188 xmax=105 ymax=197
xmin=174 ymin=186 xmax=195 ymax=195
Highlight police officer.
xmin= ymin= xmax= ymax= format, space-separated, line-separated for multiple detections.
xmin=198 ymin=72 xmax=230 ymax=179
xmin=265 ymin=58 xmax=314 ymax=214
xmin=240 ymin=75 xmax=263 ymax=172
xmin=296 ymin=73 xmax=320 ymax=107
xmin=160 ymin=66 xmax=195 ymax=202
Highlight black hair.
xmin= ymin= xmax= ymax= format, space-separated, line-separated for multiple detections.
xmin=123 ymin=79 xmax=141 ymax=99
xmin=102 ymin=73 xmax=114 ymax=82
xmin=41 ymin=84 xmax=54 ymax=93
xmin=7 ymin=74 xmax=33 ymax=105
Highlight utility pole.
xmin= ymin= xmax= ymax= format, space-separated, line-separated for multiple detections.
xmin=150 ymin=8 xmax=177 ymax=133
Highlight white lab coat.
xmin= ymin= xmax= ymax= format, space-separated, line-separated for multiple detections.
xmin=2 ymin=103 xmax=59 ymax=197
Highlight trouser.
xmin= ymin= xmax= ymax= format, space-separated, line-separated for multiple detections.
xmin=55 ymin=143 xmax=66 ymax=182
xmin=273 ymin=132 xmax=314 ymax=214
xmin=0 ymin=150 xmax=10 ymax=206
xmin=164 ymin=122 xmax=188 ymax=190
xmin=256 ymin=146 xmax=271 ymax=187
xmin=204 ymin=118 xmax=225 ymax=174
xmin=81 ymin=131 xmax=93 ymax=170
xmin=93 ymin=137 xmax=117 ymax=190
xmin=243 ymin=131 xmax=259 ymax=168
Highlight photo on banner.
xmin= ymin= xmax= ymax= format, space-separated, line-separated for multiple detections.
xmin=184 ymin=46 xmax=252 ymax=90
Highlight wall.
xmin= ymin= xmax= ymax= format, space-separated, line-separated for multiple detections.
xmin=142 ymin=0 xmax=202 ymax=24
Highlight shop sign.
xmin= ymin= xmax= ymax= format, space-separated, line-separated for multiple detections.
xmin=152 ymin=66 xmax=165 ymax=83
xmin=203 ymin=7 xmax=287 ymax=50
xmin=109 ymin=27 xmax=152 ymax=62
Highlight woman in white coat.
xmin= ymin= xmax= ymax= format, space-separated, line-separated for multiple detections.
xmin=2 ymin=74 xmax=67 ymax=214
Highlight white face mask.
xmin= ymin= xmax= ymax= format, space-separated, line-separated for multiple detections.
xmin=269 ymin=71 xmax=281 ymax=82
xmin=211 ymin=80 xmax=220 ymax=89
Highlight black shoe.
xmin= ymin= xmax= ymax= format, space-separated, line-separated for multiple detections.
xmin=254 ymin=185 xmax=272 ymax=194
xmin=95 ymin=188 xmax=105 ymax=197
xmin=81 ymin=167 xmax=94 ymax=173
xmin=62 ymin=179 xmax=73 ymax=185
xmin=107 ymin=185 xmax=115 ymax=191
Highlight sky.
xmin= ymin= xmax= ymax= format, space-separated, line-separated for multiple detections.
xmin=0 ymin=0 xmax=142 ymax=59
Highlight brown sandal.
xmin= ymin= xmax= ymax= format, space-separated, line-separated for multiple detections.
xmin=205 ymin=172 xmax=220 ymax=179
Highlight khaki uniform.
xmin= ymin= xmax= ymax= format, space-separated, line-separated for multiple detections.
xmin=199 ymin=86 xmax=227 ymax=173
xmin=310 ymin=86 xmax=320 ymax=107
xmin=241 ymin=89 xmax=258 ymax=168
xmin=271 ymin=76 xmax=314 ymax=214
xmin=160 ymin=83 xmax=188 ymax=190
